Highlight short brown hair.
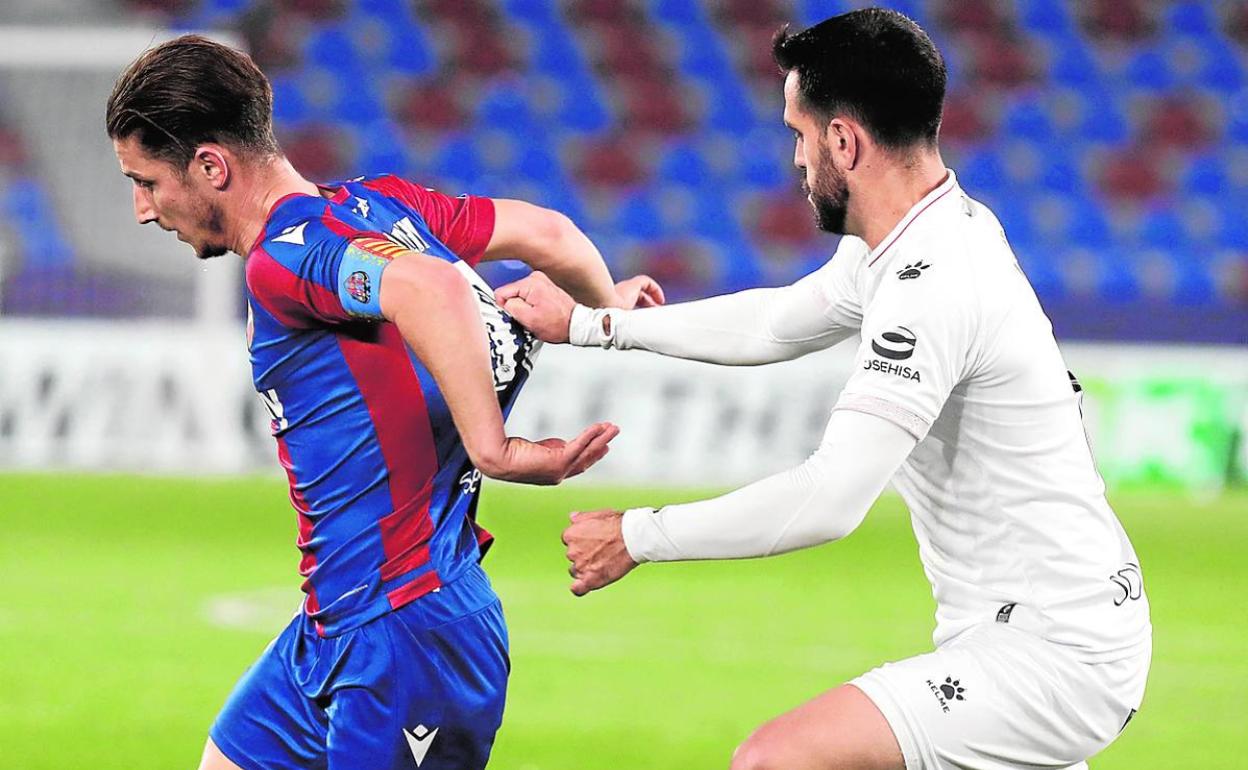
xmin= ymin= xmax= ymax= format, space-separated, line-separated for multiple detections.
xmin=106 ymin=34 xmax=279 ymax=169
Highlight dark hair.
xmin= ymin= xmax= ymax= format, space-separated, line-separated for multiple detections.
xmin=772 ymin=8 xmax=946 ymax=150
xmin=106 ymin=34 xmax=279 ymax=170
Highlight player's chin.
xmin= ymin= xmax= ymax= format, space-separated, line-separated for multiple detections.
xmin=195 ymin=242 xmax=230 ymax=260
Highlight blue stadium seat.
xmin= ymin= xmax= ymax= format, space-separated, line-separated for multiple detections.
xmin=1139 ymin=208 xmax=1192 ymax=252
xmin=1214 ymin=198 xmax=1248 ymax=249
xmin=800 ymin=1 xmax=851 ymax=27
xmin=1050 ymin=40 xmax=1101 ymax=88
xmin=614 ymin=191 xmax=668 ymax=240
xmin=1165 ymin=2 xmax=1217 ymax=38
xmin=1015 ymin=247 xmax=1064 ymax=300
xmin=1017 ymin=0 xmax=1076 ymax=37
xmin=3 ymin=179 xmax=74 ymax=268
xmin=1002 ymin=99 xmax=1059 ymax=144
xmin=1173 ymin=262 xmax=1215 ymax=305
xmin=959 ymin=146 xmax=1009 ymax=197
xmin=431 ymin=135 xmax=485 ymax=187
xmin=1124 ymin=48 xmax=1178 ymax=91
xmin=1072 ymin=87 xmax=1130 ymax=144
xmin=658 ymin=142 xmax=714 ymax=187
xmin=355 ymin=120 xmax=409 ymax=177
xmin=1181 ymin=153 xmax=1228 ymax=198
xmin=304 ymin=24 xmax=368 ymax=79
xmin=1097 ymin=248 xmax=1142 ymax=303
xmin=1064 ymin=195 xmax=1114 ymax=249
xmin=270 ymin=75 xmax=311 ymax=125
xmin=1195 ymin=40 xmax=1244 ymax=94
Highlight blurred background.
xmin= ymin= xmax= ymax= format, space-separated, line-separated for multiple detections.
xmin=0 ymin=1 xmax=1245 ymax=769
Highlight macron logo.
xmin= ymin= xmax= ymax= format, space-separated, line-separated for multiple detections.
xmin=404 ymin=725 xmax=438 ymax=766
xmin=273 ymin=222 xmax=307 ymax=246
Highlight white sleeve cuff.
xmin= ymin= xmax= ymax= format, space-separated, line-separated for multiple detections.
xmin=621 ymin=506 xmax=665 ymax=563
xmin=569 ymin=303 xmax=619 ymax=348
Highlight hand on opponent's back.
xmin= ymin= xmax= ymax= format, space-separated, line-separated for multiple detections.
xmin=495 ymin=271 xmax=664 ymax=343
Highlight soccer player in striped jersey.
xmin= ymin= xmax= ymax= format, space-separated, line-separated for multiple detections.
xmin=500 ymin=10 xmax=1150 ymax=770
xmin=107 ymin=35 xmax=660 ymax=770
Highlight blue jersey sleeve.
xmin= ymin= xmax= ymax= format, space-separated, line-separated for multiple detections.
xmin=247 ymin=219 xmax=401 ymax=328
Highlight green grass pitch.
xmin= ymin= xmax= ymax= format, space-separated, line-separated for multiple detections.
xmin=1 ymin=475 xmax=1244 ymax=769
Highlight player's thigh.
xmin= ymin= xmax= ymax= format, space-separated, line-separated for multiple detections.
xmin=326 ymin=600 xmax=510 ymax=770
xmin=730 ymin=683 xmax=905 ymax=770
xmin=199 ymin=738 xmax=246 ymax=770
xmin=849 ymin=624 xmax=1137 ymax=770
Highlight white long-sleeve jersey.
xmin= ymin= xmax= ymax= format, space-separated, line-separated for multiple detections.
xmin=571 ymin=171 xmax=1151 ymax=663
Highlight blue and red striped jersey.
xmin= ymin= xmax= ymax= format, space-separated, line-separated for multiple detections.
xmin=244 ymin=174 xmax=538 ymax=637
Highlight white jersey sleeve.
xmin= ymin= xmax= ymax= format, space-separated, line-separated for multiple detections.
xmin=833 ymin=254 xmax=978 ymax=440
xmin=620 ymin=409 xmax=916 ymax=562
xmin=569 ymin=237 xmax=867 ymax=364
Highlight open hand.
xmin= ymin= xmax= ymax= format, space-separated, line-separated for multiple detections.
xmin=612 ymin=274 xmax=665 ymax=309
xmin=484 ymin=422 xmax=619 ymax=485
xmin=562 ymin=509 xmax=639 ymax=595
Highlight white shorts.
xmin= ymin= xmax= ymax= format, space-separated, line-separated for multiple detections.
xmin=851 ymin=621 xmax=1150 ymax=770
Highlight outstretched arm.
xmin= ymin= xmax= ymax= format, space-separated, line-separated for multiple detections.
xmin=484 ymin=199 xmax=663 ymax=310
xmin=561 ymin=409 xmax=915 ymax=595
xmin=380 ymin=249 xmax=617 ymax=485
xmin=497 ymin=266 xmax=856 ymax=366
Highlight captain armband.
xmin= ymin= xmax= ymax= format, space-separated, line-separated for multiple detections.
xmin=337 ymin=237 xmax=406 ymax=320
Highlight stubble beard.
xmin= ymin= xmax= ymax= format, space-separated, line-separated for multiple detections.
xmin=194 ymin=201 xmax=229 ymax=260
xmin=805 ymin=139 xmax=850 ymax=235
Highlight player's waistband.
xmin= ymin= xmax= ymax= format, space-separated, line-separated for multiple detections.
xmin=308 ymin=562 xmax=498 ymax=638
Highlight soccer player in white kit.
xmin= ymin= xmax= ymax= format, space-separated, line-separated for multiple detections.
xmin=498 ymin=9 xmax=1151 ymax=770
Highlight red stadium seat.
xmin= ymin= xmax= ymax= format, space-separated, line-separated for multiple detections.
xmin=392 ymin=80 xmax=469 ymax=132
xmin=1097 ymin=147 xmax=1168 ymax=202
xmin=282 ymin=126 xmax=351 ymax=181
xmin=571 ymin=135 xmax=649 ymax=189
xmin=1143 ymin=95 xmax=1217 ymax=150
xmin=1081 ymin=0 xmax=1157 ymax=43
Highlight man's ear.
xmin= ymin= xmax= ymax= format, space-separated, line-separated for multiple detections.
xmin=825 ymin=118 xmax=860 ymax=171
xmin=192 ymin=146 xmax=230 ymax=190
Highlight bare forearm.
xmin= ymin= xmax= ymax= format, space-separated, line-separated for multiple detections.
xmin=382 ymin=261 xmax=510 ymax=474
xmin=514 ymin=218 xmax=617 ymax=307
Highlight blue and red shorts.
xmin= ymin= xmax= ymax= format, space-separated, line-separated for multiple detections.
xmin=210 ymin=564 xmax=509 ymax=770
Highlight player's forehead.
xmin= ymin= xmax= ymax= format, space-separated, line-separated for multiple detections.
xmin=782 ymin=71 xmax=809 ymax=128
xmin=113 ymin=135 xmax=166 ymax=176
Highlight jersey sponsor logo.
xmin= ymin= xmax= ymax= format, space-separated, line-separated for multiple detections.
xmin=403 ymin=724 xmax=438 ymax=767
xmin=346 ymin=270 xmax=371 ymax=304
xmin=870 ymin=326 xmax=917 ymax=360
xmin=863 ymin=358 xmax=921 ymax=382
xmin=352 ymin=196 xmax=371 ymax=219
xmin=896 ymin=260 xmax=930 ymax=280
xmin=927 ymin=677 xmax=967 ymax=713
xmin=1110 ymin=562 xmax=1143 ymax=606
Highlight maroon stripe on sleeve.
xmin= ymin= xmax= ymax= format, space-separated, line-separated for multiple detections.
xmin=363 ymin=175 xmax=496 ymax=266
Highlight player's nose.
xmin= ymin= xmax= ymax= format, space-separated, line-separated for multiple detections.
xmin=132 ymin=186 xmax=157 ymax=225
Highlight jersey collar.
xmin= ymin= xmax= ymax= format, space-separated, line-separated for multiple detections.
xmin=867 ymin=169 xmax=958 ymax=268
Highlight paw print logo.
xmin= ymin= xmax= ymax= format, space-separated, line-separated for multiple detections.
xmin=897 ymin=260 xmax=930 ymax=280
xmin=939 ymin=677 xmax=966 ymax=701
